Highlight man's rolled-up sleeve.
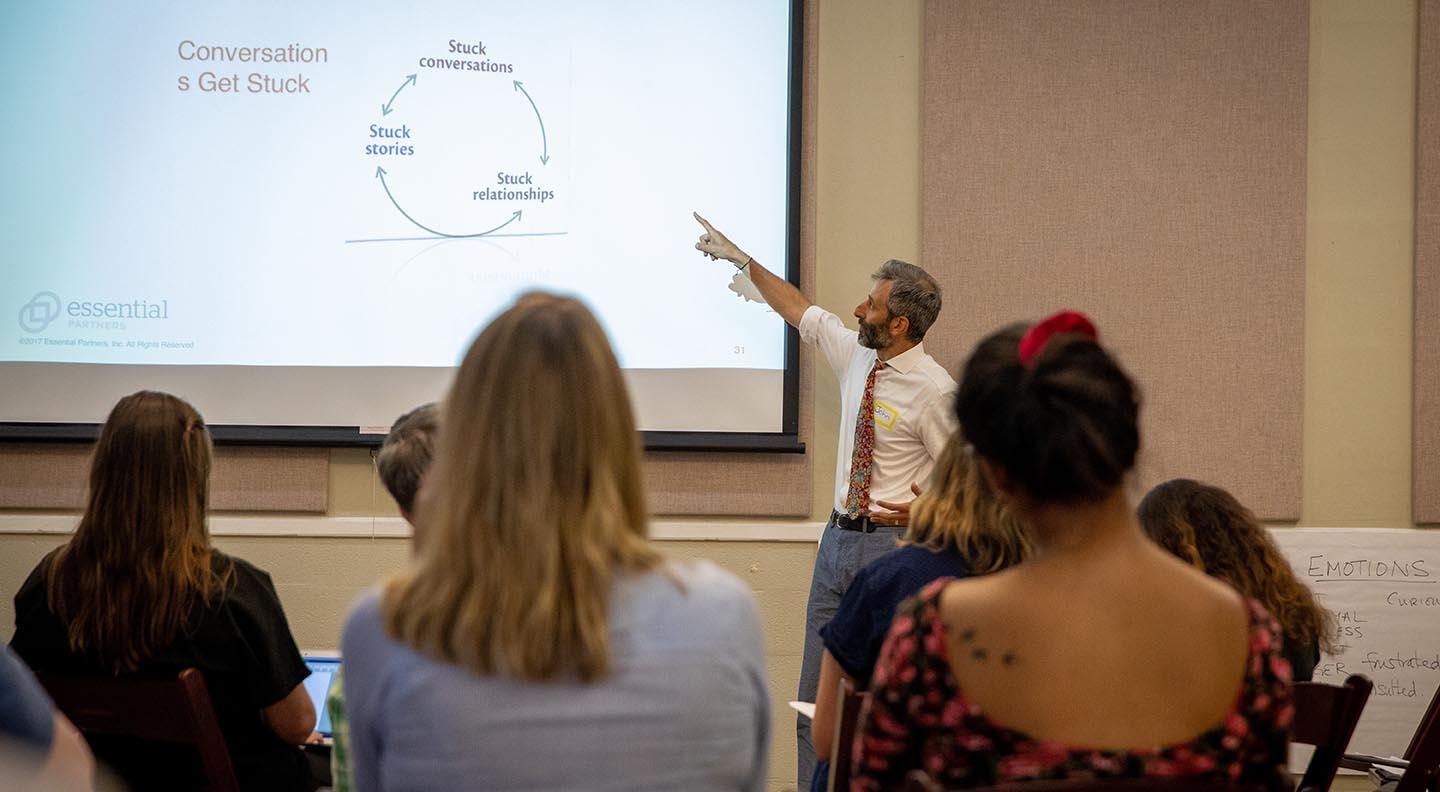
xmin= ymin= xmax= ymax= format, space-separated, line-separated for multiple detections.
xmin=798 ymin=305 xmax=860 ymax=378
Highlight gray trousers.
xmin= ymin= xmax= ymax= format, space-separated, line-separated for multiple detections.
xmin=796 ymin=515 xmax=902 ymax=789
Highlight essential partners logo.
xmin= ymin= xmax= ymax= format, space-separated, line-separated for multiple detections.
xmin=18 ymin=292 xmax=62 ymax=333
xmin=17 ymin=291 xmax=171 ymax=333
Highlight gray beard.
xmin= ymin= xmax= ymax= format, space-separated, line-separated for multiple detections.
xmin=858 ymin=321 xmax=893 ymax=351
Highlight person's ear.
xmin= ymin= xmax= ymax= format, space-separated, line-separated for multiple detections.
xmin=406 ymin=473 xmax=435 ymax=551
xmin=979 ymin=457 xmax=1020 ymax=502
xmin=891 ymin=314 xmax=910 ymax=339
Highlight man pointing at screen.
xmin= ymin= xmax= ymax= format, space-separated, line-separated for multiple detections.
xmin=694 ymin=213 xmax=956 ymax=786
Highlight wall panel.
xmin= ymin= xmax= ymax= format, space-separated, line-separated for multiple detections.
xmin=1415 ymin=0 xmax=1440 ymax=523
xmin=922 ymin=0 xmax=1308 ymax=518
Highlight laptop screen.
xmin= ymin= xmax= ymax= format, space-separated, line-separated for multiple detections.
xmin=302 ymin=657 xmax=342 ymax=737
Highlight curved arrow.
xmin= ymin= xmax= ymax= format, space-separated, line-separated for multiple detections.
xmin=375 ymin=167 xmax=522 ymax=237
xmin=513 ymin=80 xmax=549 ymax=165
xmin=381 ymin=74 xmax=417 ymax=116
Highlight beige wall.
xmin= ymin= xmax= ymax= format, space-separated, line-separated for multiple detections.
xmin=0 ymin=2 xmax=1423 ymax=791
xmin=1302 ymin=0 xmax=1418 ymax=527
xmin=811 ymin=0 xmax=925 ymax=520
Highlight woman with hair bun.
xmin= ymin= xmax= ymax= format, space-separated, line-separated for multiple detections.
xmin=1139 ymin=478 xmax=1335 ymax=682
xmin=851 ymin=313 xmax=1293 ymax=790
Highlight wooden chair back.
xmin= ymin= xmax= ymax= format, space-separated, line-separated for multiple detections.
xmin=1291 ymin=674 xmax=1373 ymax=792
xmin=37 ymin=667 xmax=240 ymax=792
xmin=1394 ymin=680 xmax=1440 ymax=792
xmin=827 ymin=676 xmax=868 ymax=792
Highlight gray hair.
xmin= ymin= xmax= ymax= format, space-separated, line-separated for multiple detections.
xmin=377 ymin=402 xmax=440 ymax=515
xmin=873 ymin=259 xmax=942 ymax=342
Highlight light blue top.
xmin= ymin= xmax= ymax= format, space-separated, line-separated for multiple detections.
xmin=341 ymin=560 xmax=770 ymax=792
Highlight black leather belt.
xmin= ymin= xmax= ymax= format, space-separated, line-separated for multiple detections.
xmin=832 ymin=510 xmax=881 ymax=533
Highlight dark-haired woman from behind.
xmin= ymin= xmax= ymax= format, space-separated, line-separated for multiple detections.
xmin=852 ymin=313 xmax=1293 ymax=790
xmin=1140 ymin=478 xmax=1335 ymax=681
xmin=11 ymin=391 xmax=318 ymax=792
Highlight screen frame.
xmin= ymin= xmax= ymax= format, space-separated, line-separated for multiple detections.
xmin=0 ymin=0 xmax=806 ymax=455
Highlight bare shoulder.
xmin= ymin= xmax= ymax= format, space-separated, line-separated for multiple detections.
xmin=934 ymin=568 xmax=1032 ymax=648
xmin=1146 ymin=543 xmax=1250 ymax=630
xmin=937 ymin=566 xmax=1020 ymax=612
xmin=937 ymin=545 xmax=1252 ymax=675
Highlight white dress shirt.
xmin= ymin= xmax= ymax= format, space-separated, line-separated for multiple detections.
xmin=798 ymin=305 xmax=958 ymax=515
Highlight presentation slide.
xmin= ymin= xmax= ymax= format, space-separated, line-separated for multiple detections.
xmin=0 ymin=1 xmax=796 ymax=435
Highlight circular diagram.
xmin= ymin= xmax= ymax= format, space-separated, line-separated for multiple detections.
xmin=362 ymin=36 xmax=564 ymax=241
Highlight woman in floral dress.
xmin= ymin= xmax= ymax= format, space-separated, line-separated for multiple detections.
xmin=850 ymin=313 xmax=1293 ymax=790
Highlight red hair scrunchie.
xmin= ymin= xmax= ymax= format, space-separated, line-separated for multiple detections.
xmin=1018 ymin=310 xmax=1099 ymax=368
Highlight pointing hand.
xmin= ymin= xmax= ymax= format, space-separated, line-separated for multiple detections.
xmin=693 ymin=212 xmax=748 ymax=266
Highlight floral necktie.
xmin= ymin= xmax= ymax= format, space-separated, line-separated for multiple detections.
xmin=844 ymin=360 xmax=884 ymax=517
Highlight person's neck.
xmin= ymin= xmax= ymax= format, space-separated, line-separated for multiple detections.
xmin=1023 ymin=487 xmax=1145 ymax=561
xmin=877 ymin=337 xmax=918 ymax=362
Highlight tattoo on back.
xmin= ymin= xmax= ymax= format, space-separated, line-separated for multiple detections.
xmin=954 ymin=626 xmax=1019 ymax=669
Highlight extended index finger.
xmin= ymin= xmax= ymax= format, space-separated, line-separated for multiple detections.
xmin=874 ymin=499 xmax=910 ymax=511
xmin=693 ymin=211 xmax=717 ymax=234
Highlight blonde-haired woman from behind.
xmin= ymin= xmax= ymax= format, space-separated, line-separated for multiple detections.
xmin=808 ymin=433 xmax=1030 ymax=791
xmin=340 ymin=292 xmax=769 ymax=792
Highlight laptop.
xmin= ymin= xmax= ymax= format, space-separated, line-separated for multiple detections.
xmin=302 ymin=653 xmax=342 ymax=742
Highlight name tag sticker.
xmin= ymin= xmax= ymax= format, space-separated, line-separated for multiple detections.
xmin=874 ymin=400 xmax=899 ymax=430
